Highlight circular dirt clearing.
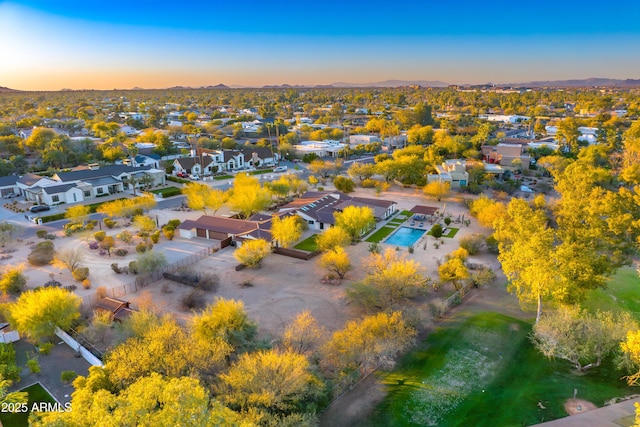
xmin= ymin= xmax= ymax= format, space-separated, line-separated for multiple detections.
xmin=564 ymin=398 xmax=597 ymax=415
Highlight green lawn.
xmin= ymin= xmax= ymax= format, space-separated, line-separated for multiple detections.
xmin=250 ymin=169 xmax=273 ymax=175
xmin=214 ymin=175 xmax=234 ymax=180
xmin=443 ymin=227 xmax=459 ymax=238
xmin=366 ymin=226 xmax=398 ymax=243
xmin=294 ymin=234 xmax=319 ymax=252
xmin=367 ymin=312 xmax=635 ymax=427
xmin=0 ymin=382 xmax=58 ymax=427
xmin=582 ymin=267 xmax=640 ymax=319
xmin=150 ymin=186 xmax=182 ymax=197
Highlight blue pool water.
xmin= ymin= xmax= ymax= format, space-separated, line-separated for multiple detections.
xmin=385 ymin=226 xmax=425 ymax=247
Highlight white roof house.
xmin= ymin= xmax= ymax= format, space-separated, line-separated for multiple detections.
xmin=294 ymin=141 xmax=345 ymax=157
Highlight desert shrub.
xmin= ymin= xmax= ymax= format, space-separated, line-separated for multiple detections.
xmin=360 ymin=178 xmax=377 ymax=188
xmin=27 ymin=358 xmax=40 ymax=374
xmin=36 ymin=229 xmax=48 ymax=238
xmin=163 ymin=228 xmax=175 ymax=240
xmin=60 ymin=370 xmax=78 ymax=383
xmin=0 ymin=344 xmax=20 ymax=381
xmin=82 ymin=279 xmax=91 ymax=289
xmin=96 ymin=286 xmax=107 ymax=299
xmin=128 ymin=261 xmax=139 ymax=274
xmin=44 ymin=280 xmax=62 ymax=288
xmin=44 ymin=233 xmax=56 ymax=240
xmin=135 ymin=242 xmax=148 ymax=253
xmin=94 ymin=231 xmax=106 ymax=242
xmin=117 ymin=230 xmax=133 ymax=243
xmin=114 ymin=248 xmax=128 ymax=257
xmin=103 ymin=218 xmax=116 ymax=229
xmin=84 ymin=223 xmax=95 ymax=231
xmin=444 ymin=217 xmax=452 ymax=226
xmin=485 ymin=234 xmax=499 ymax=254
xmin=28 ymin=241 xmax=55 ymax=266
xmin=111 ymin=263 xmax=121 ymax=274
xmin=150 ymin=230 xmax=160 ymax=244
xmin=333 ymin=176 xmax=355 ymax=193
xmin=39 ymin=342 xmax=54 ymax=355
xmin=180 ymin=289 xmax=205 ymax=310
xmin=459 ymin=234 xmax=484 ymax=255
xmin=167 ymin=219 xmax=181 ymax=229
xmin=64 ymin=285 xmax=77 ymax=292
xmin=72 ymin=267 xmax=89 ymax=281
xmin=89 ymin=241 xmax=99 ymax=250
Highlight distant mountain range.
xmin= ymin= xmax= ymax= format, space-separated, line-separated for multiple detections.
xmin=4 ymin=78 xmax=640 ymax=92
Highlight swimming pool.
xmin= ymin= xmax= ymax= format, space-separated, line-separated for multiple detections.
xmin=385 ymin=226 xmax=426 ymax=247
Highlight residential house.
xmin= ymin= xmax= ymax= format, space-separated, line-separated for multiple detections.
xmin=18 ymin=164 xmax=165 ymax=206
xmin=280 ymin=191 xmax=396 ymax=232
xmin=172 ymin=156 xmax=218 ymax=176
xmin=0 ymin=175 xmax=19 ymax=198
xmin=177 ymin=214 xmax=274 ymax=247
xmin=349 ymin=135 xmax=382 ymax=146
xmin=122 ymin=154 xmax=161 ymax=169
xmin=428 ymin=160 xmax=469 ymax=188
xmin=482 ymin=141 xmax=531 ymax=170
xmin=294 ymin=141 xmax=345 ymax=157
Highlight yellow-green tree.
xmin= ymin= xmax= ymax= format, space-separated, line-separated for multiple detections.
xmin=494 ymin=198 xmax=556 ymax=323
xmin=319 ymin=247 xmax=351 ymax=279
xmin=534 ymin=307 xmax=636 ymax=373
xmin=32 ymin=373 xmax=239 ymax=427
xmin=217 ymin=349 xmax=325 ymax=418
xmin=438 ymin=257 xmax=469 ymax=292
xmin=0 ymin=264 xmax=27 ymax=295
xmin=227 ymin=173 xmax=271 ymax=219
xmin=8 ymin=288 xmax=81 ymax=342
xmin=423 ymin=180 xmax=451 ymax=201
xmin=183 ymin=182 xmax=227 ymax=214
xmin=233 ymin=238 xmax=271 ymax=268
xmin=323 ymin=311 xmax=415 ymax=374
xmin=282 ymin=311 xmax=327 ymax=357
xmin=105 ymin=311 xmax=231 ymax=389
xmin=191 ymin=298 xmax=257 ymax=352
xmin=347 ymin=248 xmax=429 ymax=310
xmin=621 ymin=121 xmax=640 ymax=184
xmin=347 ymin=162 xmax=376 ymax=182
xmin=270 ymin=215 xmax=304 ymax=248
xmin=334 ymin=205 xmax=375 ymax=240
xmin=315 ymin=226 xmax=351 ymax=251
xmin=133 ymin=214 xmax=156 ymax=234
xmin=65 ymin=205 xmax=90 ymax=225
xmin=469 ymin=194 xmax=507 ymax=228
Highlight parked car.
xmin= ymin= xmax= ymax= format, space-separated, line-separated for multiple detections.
xmin=274 ymin=166 xmax=288 ymax=172
xmin=189 ymin=174 xmax=200 ymax=180
xmin=176 ymin=172 xmax=188 ymax=178
xmin=29 ymin=205 xmax=51 ymax=213
xmin=2 ymin=193 xmax=15 ymax=199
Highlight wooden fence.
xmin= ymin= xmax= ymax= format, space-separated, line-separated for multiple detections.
xmin=81 ymin=246 xmax=216 ymax=309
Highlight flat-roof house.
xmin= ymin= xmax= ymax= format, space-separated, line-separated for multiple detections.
xmin=428 ymin=160 xmax=469 ymax=189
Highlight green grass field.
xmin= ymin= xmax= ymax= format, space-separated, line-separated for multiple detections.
xmin=582 ymin=267 xmax=640 ymax=319
xmin=294 ymin=234 xmax=319 ymax=252
xmin=367 ymin=312 xmax=635 ymax=427
xmin=150 ymin=186 xmax=182 ymax=197
xmin=0 ymin=382 xmax=58 ymax=427
xmin=366 ymin=226 xmax=398 ymax=243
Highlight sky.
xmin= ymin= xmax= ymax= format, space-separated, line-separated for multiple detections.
xmin=1 ymin=0 xmax=640 ymax=91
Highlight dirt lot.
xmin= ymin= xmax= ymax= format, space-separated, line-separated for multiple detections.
xmin=1 ymin=185 xmax=497 ymax=343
